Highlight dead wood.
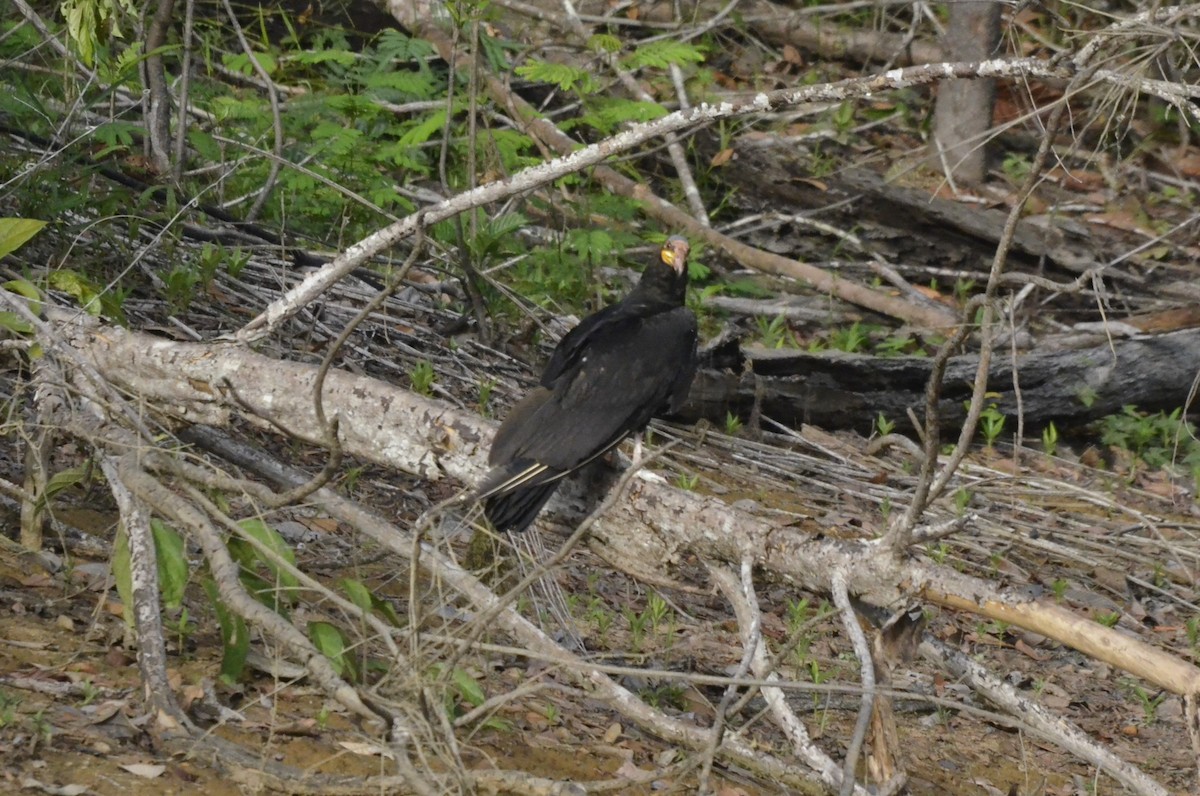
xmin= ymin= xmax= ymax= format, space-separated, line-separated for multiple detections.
xmin=931 ymin=1 xmax=1003 ymax=185
xmin=719 ymin=151 xmax=1103 ymax=279
xmin=60 ymin=313 xmax=1200 ymax=704
xmin=686 ymin=327 xmax=1200 ymax=433
xmin=635 ymin=0 xmax=945 ymax=67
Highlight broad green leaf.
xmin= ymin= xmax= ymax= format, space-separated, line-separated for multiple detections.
xmin=151 ymin=519 xmax=188 ymax=611
xmin=340 ymin=578 xmax=373 ymax=614
xmin=340 ymin=578 xmax=402 ymax=627
xmin=237 ymin=519 xmax=299 ymax=596
xmin=0 ymin=312 xmax=33 ymax=335
xmin=308 ymin=621 xmax=358 ymax=682
xmin=3 ymin=278 xmax=42 ymax=304
xmin=223 ymin=50 xmax=277 ymax=77
xmin=204 ymin=579 xmax=250 ymax=683
xmin=0 ymin=218 xmax=47 ymax=260
xmin=451 ymin=667 xmax=486 ymax=707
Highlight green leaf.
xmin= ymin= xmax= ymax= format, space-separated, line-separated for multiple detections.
xmin=620 ymin=40 xmax=706 ymax=70
xmin=0 ymin=312 xmax=33 ymax=335
xmin=0 ymin=218 xmax=47 ymax=260
xmin=451 ymin=667 xmax=486 ymax=707
xmin=514 ymin=60 xmax=595 ymax=92
xmin=311 ymin=121 xmax=365 ymax=156
xmin=290 ymin=48 xmax=356 ymax=67
xmin=308 ymin=621 xmax=358 ymax=682
xmin=373 ymin=30 xmax=435 ymax=61
xmin=151 ymin=519 xmax=188 ymax=611
xmin=204 ymin=579 xmax=250 ymax=683
xmin=341 ymin=578 xmax=373 ymax=614
xmin=340 ymin=578 xmax=403 ymax=627
xmin=237 ymin=519 xmax=299 ymax=597
xmin=187 ymin=129 xmax=221 ymax=161
xmin=32 ymin=463 xmax=90 ymax=514
xmin=572 ymin=98 xmax=667 ymax=134
xmin=4 ymin=278 xmax=43 ymax=304
xmin=223 ymin=50 xmax=277 ymax=77
xmin=44 ymin=464 xmax=89 ymax=502
xmin=364 ymin=70 xmax=439 ymax=99
xmin=397 ymin=110 xmax=447 ymax=149
xmin=588 ymin=34 xmax=621 ymax=53
xmin=47 ymin=270 xmax=103 ymax=315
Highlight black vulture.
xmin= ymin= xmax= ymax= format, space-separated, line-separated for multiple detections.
xmin=476 ymin=236 xmax=698 ymax=532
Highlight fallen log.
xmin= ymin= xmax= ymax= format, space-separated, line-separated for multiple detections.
xmin=685 ymin=327 xmax=1200 ymax=434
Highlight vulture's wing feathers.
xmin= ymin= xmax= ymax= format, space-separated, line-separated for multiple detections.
xmin=478 ymin=236 xmax=696 ymax=532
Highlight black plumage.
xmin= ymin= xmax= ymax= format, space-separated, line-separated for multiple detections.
xmin=477 ymin=236 xmax=698 ymax=532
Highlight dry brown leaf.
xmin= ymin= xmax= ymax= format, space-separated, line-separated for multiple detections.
xmin=1014 ymin=637 xmax=1046 ymax=661
xmin=710 ymin=148 xmax=734 ymax=168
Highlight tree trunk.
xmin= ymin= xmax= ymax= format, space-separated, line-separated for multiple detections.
xmin=931 ymin=2 xmax=1003 ymax=185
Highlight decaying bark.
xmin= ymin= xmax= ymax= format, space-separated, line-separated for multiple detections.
xmin=687 ymin=327 xmax=1200 ymax=433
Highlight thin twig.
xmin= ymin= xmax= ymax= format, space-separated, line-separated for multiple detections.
xmin=832 ymin=569 xmax=873 ymax=796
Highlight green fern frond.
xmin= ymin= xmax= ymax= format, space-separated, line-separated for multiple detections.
xmin=515 ymin=59 xmax=596 ymax=92
xmin=620 ymin=40 xmax=705 ymax=70
xmin=374 ymin=30 xmax=436 ymax=61
xmin=364 ymin=70 xmax=440 ymax=99
xmin=397 ymin=110 xmax=448 ymax=148
xmin=572 ymin=98 xmax=667 ymax=134
xmin=289 ymin=49 xmax=356 ymax=67
xmin=588 ymin=34 xmax=621 ymax=53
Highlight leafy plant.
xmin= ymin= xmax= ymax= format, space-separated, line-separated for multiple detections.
xmin=620 ymin=39 xmax=705 ymax=70
xmin=756 ymin=314 xmax=795 ymax=349
xmin=1123 ymin=679 xmax=1168 ymax=723
xmin=515 ymin=60 xmax=596 ymax=92
xmin=1001 ymin=153 xmax=1032 ymax=184
xmin=645 ymin=592 xmax=672 ymax=634
xmin=639 ymin=683 xmax=686 ymax=710
xmin=829 ymin=321 xmax=869 ymax=353
xmin=953 ymin=488 xmax=972 ymax=514
xmin=724 ymin=411 xmax=743 ymax=435
xmin=875 ymin=413 xmax=895 ymax=436
xmin=227 ymin=518 xmax=300 ymax=613
xmin=978 ymin=403 xmax=1006 ymax=447
xmin=675 ymin=472 xmax=699 ymax=491
xmin=624 ymin=606 xmax=650 ymax=652
xmin=410 ymin=360 xmax=436 ymax=396
xmin=477 ymin=378 xmax=496 ymax=417
xmin=1042 ymin=421 xmax=1059 ymax=456
xmin=341 ymin=577 xmax=403 ymax=627
xmin=1098 ymin=405 xmax=1200 ymax=470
